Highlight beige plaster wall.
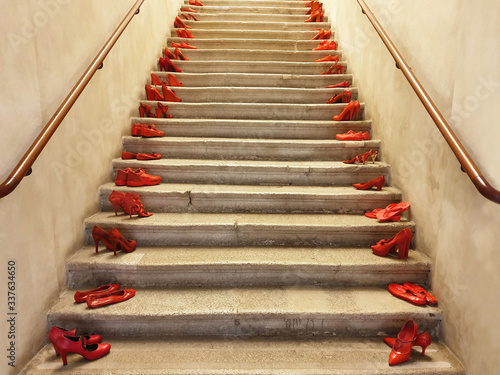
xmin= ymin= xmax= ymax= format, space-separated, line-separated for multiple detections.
xmin=0 ymin=0 xmax=182 ymax=372
xmin=322 ymin=0 xmax=500 ymax=373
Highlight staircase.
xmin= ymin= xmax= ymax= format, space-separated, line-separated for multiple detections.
xmin=21 ymin=0 xmax=464 ymax=373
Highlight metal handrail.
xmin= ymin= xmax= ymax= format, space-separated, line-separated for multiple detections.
xmin=357 ymin=0 xmax=500 ymax=204
xmin=0 ymin=0 xmax=145 ymax=199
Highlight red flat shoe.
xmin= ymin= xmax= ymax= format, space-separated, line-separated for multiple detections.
xmin=353 ymin=176 xmax=385 ymax=191
xmin=326 ymin=91 xmax=351 ymax=104
xmin=402 ymin=282 xmax=438 ymax=305
xmin=49 ymin=327 xmax=102 ymax=356
xmin=388 ymin=284 xmax=426 ymax=305
xmin=74 ymin=284 xmax=121 ymax=303
xmin=54 ymin=335 xmax=111 ymax=365
xmin=315 ymin=55 xmax=338 ymax=63
xmin=126 ymin=168 xmax=161 ymax=187
xmin=137 ymin=153 xmax=162 ymax=160
xmin=365 ymin=208 xmax=401 ymax=221
xmin=335 ymin=130 xmax=369 ymax=141
xmin=168 ymin=74 xmax=183 ymax=87
xmin=327 ymin=81 xmax=350 ymax=88
xmin=371 ymin=228 xmax=412 ymax=259
xmin=110 ymin=228 xmax=137 ymax=253
xmin=387 ymin=320 xmax=419 ymax=366
xmin=86 ymin=289 xmax=136 ymax=308
xmin=131 ymin=124 xmax=164 ymax=137
xmin=376 ymin=202 xmax=410 ymax=221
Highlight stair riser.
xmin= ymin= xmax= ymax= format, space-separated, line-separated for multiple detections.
xmin=149 ymin=87 xmax=354 ymax=104
xmin=130 ymin=118 xmax=372 ymax=140
xmin=122 ymin=139 xmax=378 ymax=161
xmin=161 ymin=61 xmax=341 ymax=74
xmin=181 ymin=6 xmax=313 ymax=15
xmin=48 ymin=315 xmax=440 ymax=339
xmin=181 ymin=20 xmax=331 ymax=30
xmin=160 ymin=50 xmax=341 ymax=62
xmin=168 ymin=38 xmax=334 ymax=51
xmin=178 ymin=13 xmax=326 ymax=22
xmin=68 ymin=267 xmax=429 ymax=289
xmin=169 ymin=30 xmax=332 ymax=40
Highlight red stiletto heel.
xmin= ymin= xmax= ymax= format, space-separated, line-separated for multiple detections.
xmin=353 ymin=176 xmax=385 ymax=191
xmin=163 ymin=48 xmax=176 ymax=60
xmin=110 ymin=190 xmax=153 ymax=217
xmin=326 ymin=90 xmax=351 ymax=104
xmin=387 ymin=320 xmax=418 ymax=366
xmin=91 ymin=226 xmax=116 ymax=254
xmin=333 ymin=101 xmax=361 ymax=122
xmin=110 ymin=228 xmax=137 ymax=253
xmin=168 ymin=74 xmax=183 ymax=87
xmin=402 ymin=283 xmax=438 ymax=305
xmin=145 ymin=85 xmax=164 ymax=101
xmin=159 ymin=56 xmax=182 ymax=72
xmin=49 ymin=327 xmax=102 ymax=356
xmin=109 ymin=190 xmax=126 ymax=215
xmin=388 ymin=284 xmax=427 ymax=305
xmin=343 ymin=149 xmax=377 ymax=164
xmin=174 ymin=16 xmax=191 ymax=29
xmin=155 ymin=102 xmax=173 ymax=118
xmin=371 ymin=228 xmax=412 ymax=259
xmin=322 ymin=61 xmax=344 ymax=75
xmin=74 ymin=284 xmax=121 ymax=303
xmin=187 ymin=13 xmax=199 ymax=21
xmin=55 ymin=335 xmax=111 ymax=365
xmin=384 ymin=331 xmax=431 ymax=356
xmin=174 ymin=47 xmax=189 ymax=61
xmin=139 ymin=103 xmax=155 ymax=118
xmin=162 ymin=85 xmax=182 ymax=102
xmin=327 ymin=81 xmax=350 ymax=88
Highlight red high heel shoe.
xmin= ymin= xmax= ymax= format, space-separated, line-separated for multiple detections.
xmin=333 ymin=101 xmax=361 ymax=122
xmin=174 ymin=47 xmax=189 ymax=61
xmin=322 ymin=61 xmax=344 ymax=75
xmin=311 ymin=29 xmax=331 ymax=40
xmin=168 ymin=74 xmax=183 ymax=87
xmin=87 ymin=288 xmax=136 ymax=308
xmin=151 ymin=73 xmax=166 ymax=86
xmin=163 ymin=48 xmax=176 ymax=60
xmin=305 ymin=11 xmax=324 ymax=22
xmin=54 ymin=335 xmax=111 ymax=365
xmin=145 ymin=85 xmax=164 ymax=101
xmin=159 ymin=56 xmax=182 ymax=72
xmin=49 ymin=327 xmax=102 ymax=356
xmin=131 ymin=123 xmax=164 ymax=137
xmin=155 ymin=102 xmax=173 ymax=118
xmin=365 ymin=208 xmax=401 ymax=221
xmin=315 ymin=55 xmax=338 ymax=62
xmin=388 ymin=284 xmax=427 ymax=305
xmin=384 ymin=331 xmax=432 ymax=356
xmin=176 ymin=28 xmax=194 ymax=38
xmin=139 ymin=103 xmax=155 ymax=118
xmin=371 ymin=228 xmax=412 ymax=259
xmin=375 ymin=202 xmax=411 ymax=221
xmin=327 ymin=81 xmax=350 ymax=88
xmin=74 ymin=284 xmax=121 ymax=303
xmin=189 ymin=0 xmax=204 ymax=5
xmin=180 ymin=7 xmax=198 ymax=13
xmin=120 ymin=192 xmax=153 ymax=218
xmin=172 ymin=41 xmax=197 ymax=49
xmin=402 ymin=283 xmax=438 ymax=305
xmin=353 ymin=176 xmax=385 ymax=191
xmin=326 ymin=91 xmax=351 ymax=104
xmin=174 ymin=16 xmax=191 ymax=29
xmin=91 ymin=226 xmax=116 ymax=254
xmin=110 ymin=228 xmax=137 ymax=253
xmin=162 ymin=85 xmax=182 ymax=102
xmin=306 ymin=2 xmax=322 ymax=15
xmin=121 ymin=151 xmax=162 ymax=160
xmin=343 ymin=149 xmax=377 ymax=164
xmin=385 ymin=320 xmax=431 ymax=365
xmin=313 ymin=40 xmax=336 ymax=51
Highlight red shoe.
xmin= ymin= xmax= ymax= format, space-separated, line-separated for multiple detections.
xmin=322 ymin=61 xmax=344 ymax=75
xmin=120 ymin=192 xmax=153 ymax=218
xmin=189 ymin=0 xmax=204 ymax=5
xmin=131 ymin=124 xmax=164 ymax=137
xmin=180 ymin=7 xmax=198 ymax=13
xmin=155 ymin=102 xmax=173 ymax=118
xmin=402 ymin=282 xmax=438 ymax=305
xmin=122 ymin=151 xmax=162 ymax=160
xmin=162 ymin=85 xmax=182 ymax=102
xmin=49 ymin=327 xmax=102 ymax=356
xmin=159 ymin=56 xmax=181 ymax=72
xmin=327 ymin=81 xmax=350 ymax=88
xmin=326 ymin=91 xmax=351 ymax=104
xmin=375 ymin=202 xmax=411 ymax=221
xmin=180 ymin=41 xmax=197 ymax=49
xmin=174 ymin=16 xmax=191 ymax=29
xmin=151 ymin=73 xmax=166 ymax=86
xmin=87 ymin=289 xmax=136 ymax=308
xmin=91 ymin=226 xmax=116 ymax=253
xmin=145 ymin=85 xmax=164 ymax=101
xmin=343 ymin=149 xmax=377 ymax=164
xmin=138 ymin=103 xmax=155 ymax=118
xmin=387 ymin=320 xmax=419 ymax=366
xmin=110 ymin=228 xmax=137 ymax=253
xmin=174 ymin=47 xmax=189 ymax=61
xmin=168 ymin=74 xmax=184 ymax=87
xmin=335 ymin=130 xmax=369 ymax=141
xmin=74 ymin=284 xmax=121 ymax=303
xmin=353 ymin=176 xmax=385 ymax=191
xmin=126 ymin=168 xmax=161 ymax=187
xmin=371 ymin=228 xmax=412 ymax=259
xmin=384 ymin=331 xmax=432 ymax=356
xmin=315 ymin=55 xmax=338 ymax=62
xmin=387 ymin=284 xmax=427 ymax=305
xmin=54 ymin=335 xmax=111 ymax=365
xmin=163 ymin=48 xmax=176 ymax=60
xmin=365 ymin=208 xmax=401 ymax=221
xmin=333 ymin=101 xmax=361 ymax=122
xmin=313 ymin=41 xmax=330 ymax=50
xmin=177 ymin=28 xmax=194 ymax=38
xmin=114 ymin=168 xmax=132 ymax=186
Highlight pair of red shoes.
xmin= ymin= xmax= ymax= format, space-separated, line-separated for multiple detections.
xmin=384 ymin=320 xmax=431 ymax=366
xmin=151 ymin=73 xmax=183 ymax=87
xmin=353 ymin=175 xmax=385 ymax=191
xmin=109 ymin=190 xmax=152 ymax=218
xmin=335 ymin=130 xmax=369 ymax=141
xmin=314 ymin=40 xmax=336 ymax=51
xmin=139 ymin=103 xmax=173 ymax=119
xmin=145 ymin=84 xmax=182 ymax=102
xmin=49 ymin=326 xmax=110 ymax=365
xmin=189 ymin=0 xmax=204 ymax=5
xmin=74 ymin=284 xmax=136 ymax=308
xmin=326 ymin=90 xmax=351 ymax=104
xmin=176 ymin=28 xmax=194 ymax=38
xmin=365 ymin=202 xmax=410 ymax=222
xmin=131 ymin=123 xmax=164 ymax=137
xmin=121 ymin=151 xmax=162 ymax=161
xmin=91 ymin=226 xmax=137 ymax=256
xmin=333 ymin=102 xmax=361 ymax=122
xmin=174 ymin=16 xmax=192 ymax=29
xmin=311 ymin=29 xmax=331 ymax=40
xmin=159 ymin=55 xmax=182 ymax=72
xmin=343 ymin=149 xmax=377 ymax=164
xmin=372 ymin=228 xmax=412 ymax=259
xmin=171 ymin=41 xmax=197 ymax=50
xmin=322 ymin=60 xmax=344 ymax=75
xmin=164 ymin=47 xmax=189 ymax=61
xmin=115 ymin=168 xmax=161 ymax=187
xmin=388 ymin=283 xmax=438 ymax=306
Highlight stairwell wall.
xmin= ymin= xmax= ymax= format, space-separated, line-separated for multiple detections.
xmin=0 ymin=0 xmax=183 ymax=373
xmin=322 ymin=0 xmax=500 ymax=374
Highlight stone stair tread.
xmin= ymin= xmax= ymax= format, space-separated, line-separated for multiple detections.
xmin=21 ymin=336 xmax=464 ymax=375
xmin=166 ymin=38 xmax=334 ymax=50
xmin=180 ymin=20 xmax=332 ymax=30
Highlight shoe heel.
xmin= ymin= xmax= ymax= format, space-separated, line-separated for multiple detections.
xmin=60 ymin=351 xmax=68 ymax=366
xmin=50 ymin=340 xmax=60 ymax=356
xmin=415 ymin=331 xmax=432 ymax=356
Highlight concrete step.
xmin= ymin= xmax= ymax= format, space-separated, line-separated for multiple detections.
xmin=99 ymin=183 xmax=401 ymax=214
xmin=175 ymin=12 xmax=326 ymax=22
xmin=180 ymin=20 xmax=331 ymax=31
xmin=111 ymin=158 xmax=388 ymax=186
xmin=166 ymin=37 xmax=336 ymax=51
xmin=158 ymin=60 xmax=343 ymax=74
xmin=179 ymin=5 xmax=311 ymax=15
xmin=84 ymin=211 xmax=414 ymax=247
xmin=138 ymin=101 xmax=362 ymax=121
xmin=169 ymin=28 xmax=332 ymax=41
xmin=157 ymin=49 xmax=341 ymax=63
xmin=67 ymin=246 xmax=430 ymax=288
xmin=48 ymin=286 xmax=440 ymax=337
xmin=121 ymin=136 xmax=378 ymax=161
xmin=145 ymin=86 xmax=353 ymax=104
xmin=129 ymin=118 xmax=373 ymax=139
xmin=184 ymin=0 xmax=310 ymax=8
xmin=20 ymin=336 xmax=465 ymax=375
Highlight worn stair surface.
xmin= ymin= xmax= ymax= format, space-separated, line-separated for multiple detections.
xmin=22 ymin=0 xmax=463 ymax=374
